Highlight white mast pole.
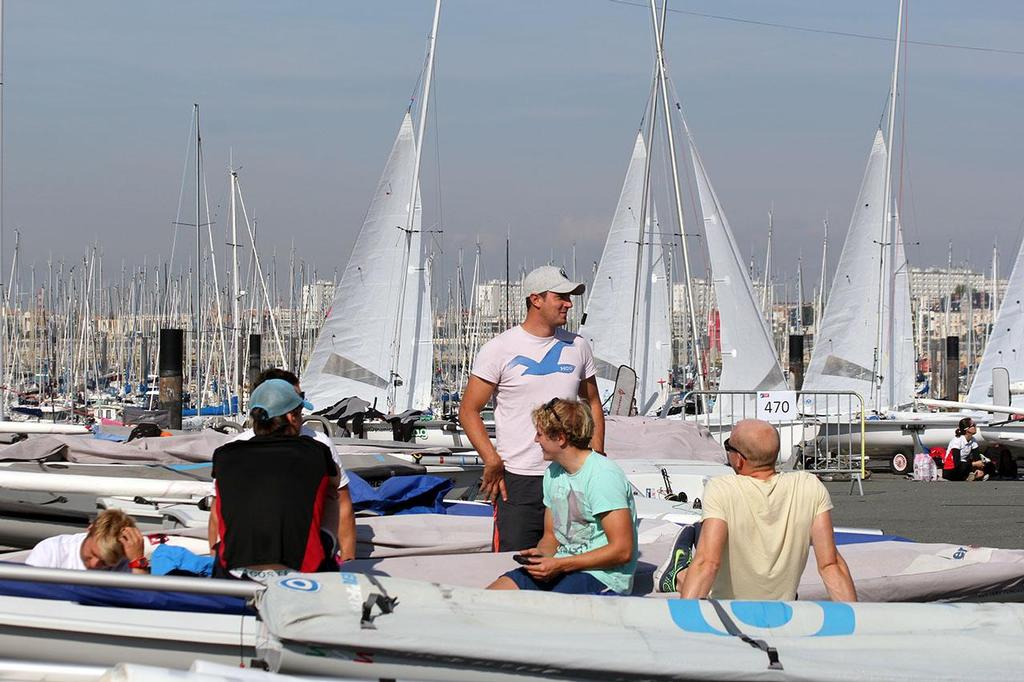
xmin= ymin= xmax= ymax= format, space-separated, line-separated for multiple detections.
xmin=649 ymin=0 xmax=705 ymax=391
xmin=0 ymin=0 xmax=6 ymax=419
xmin=762 ymin=207 xmax=773 ymax=315
xmin=882 ymin=0 xmax=905 ymax=409
xmin=817 ymin=214 xmax=828 ymax=332
xmin=387 ymin=0 xmax=441 ymax=412
xmin=229 ymin=165 xmax=241 ymax=404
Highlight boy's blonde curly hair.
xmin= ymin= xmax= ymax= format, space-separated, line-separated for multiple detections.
xmin=531 ymin=398 xmax=594 ymax=449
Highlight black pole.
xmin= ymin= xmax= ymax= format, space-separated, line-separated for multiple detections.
xmin=247 ymin=334 xmax=262 ymax=392
xmin=140 ymin=336 xmax=150 ymax=386
xmin=788 ymin=334 xmax=805 ymax=390
xmin=944 ymin=335 xmax=960 ymax=401
xmin=159 ymin=328 xmax=183 ymax=430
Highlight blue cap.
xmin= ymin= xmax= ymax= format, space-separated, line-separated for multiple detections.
xmin=249 ymin=379 xmax=313 ymax=419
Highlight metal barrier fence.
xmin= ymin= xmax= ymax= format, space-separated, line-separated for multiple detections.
xmin=677 ymin=390 xmax=867 ymax=495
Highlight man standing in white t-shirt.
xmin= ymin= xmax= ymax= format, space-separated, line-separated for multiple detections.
xmin=460 ymin=265 xmax=605 ymax=552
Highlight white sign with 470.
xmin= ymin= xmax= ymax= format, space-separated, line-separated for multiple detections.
xmin=756 ymin=390 xmax=798 ymax=423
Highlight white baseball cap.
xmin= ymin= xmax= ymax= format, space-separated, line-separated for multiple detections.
xmin=523 ymin=265 xmax=585 ymax=297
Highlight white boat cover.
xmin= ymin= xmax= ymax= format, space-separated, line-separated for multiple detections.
xmin=303 ymin=112 xmax=433 ymax=414
xmin=578 ymin=132 xmax=673 ymax=414
xmin=603 ymin=415 xmax=726 ymax=463
xmin=341 ymin=517 xmax=1024 ymax=603
xmin=355 ymin=513 xmax=493 ymax=558
xmin=257 ymin=572 xmax=1024 ymax=680
xmin=969 ymin=230 xmax=1024 ymax=406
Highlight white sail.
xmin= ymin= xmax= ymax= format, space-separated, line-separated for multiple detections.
xmin=578 ymin=133 xmax=672 ymax=413
xmin=805 ymin=130 xmax=889 ymax=406
xmin=303 ymin=113 xmax=432 ymax=412
xmin=687 ymin=130 xmax=786 ymax=407
xmin=968 ymin=231 xmax=1024 ymax=406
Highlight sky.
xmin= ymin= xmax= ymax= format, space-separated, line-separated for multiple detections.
xmin=3 ymin=0 xmax=1023 ymax=301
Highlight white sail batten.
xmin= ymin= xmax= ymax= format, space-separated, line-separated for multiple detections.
xmin=578 ymin=133 xmax=672 ymax=413
xmin=303 ymin=113 xmax=432 ymax=412
xmin=687 ymin=131 xmax=786 ymax=407
xmin=805 ymin=131 xmax=890 ymax=407
xmin=968 ymin=231 xmax=1024 ymax=406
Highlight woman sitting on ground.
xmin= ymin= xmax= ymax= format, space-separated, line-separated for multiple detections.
xmin=26 ymin=508 xmax=148 ymax=572
xmin=943 ymin=417 xmax=989 ymax=482
xmin=487 ymin=398 xmax=637 ymax=595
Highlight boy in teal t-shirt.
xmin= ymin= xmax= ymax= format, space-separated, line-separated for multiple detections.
xmin=487 ymin=398 xmax=638 ymax=595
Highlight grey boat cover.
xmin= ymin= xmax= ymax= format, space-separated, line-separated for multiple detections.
xmin=0 ymin=432 xmax=231 ymax=464
xmin=257 ymin=572 xmax=1024 ymax=681
xmin=604 ymin=415 xmax=726 ymax=463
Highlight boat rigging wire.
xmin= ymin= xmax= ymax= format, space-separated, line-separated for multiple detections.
xmin=604 ymin=0 xmax=1024 ymax=57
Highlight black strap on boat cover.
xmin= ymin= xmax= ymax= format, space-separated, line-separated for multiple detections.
xmin=707 ymin=599 xmax=784 ymax=670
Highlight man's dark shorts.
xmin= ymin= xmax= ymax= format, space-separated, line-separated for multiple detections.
xmin=501 ymin=567 xmax=611 ymax=595
xmin=493 ymin=472 xmax=544 ymax=552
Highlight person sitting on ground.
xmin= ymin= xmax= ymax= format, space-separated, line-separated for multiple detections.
xmin=25 ymin=508 xmax=149 ymax=573
xmin=487 ymin=398 xmax=637 ymax=595
xmin=208 ymin=379 xmax=340 ymax=582
xmin=222 ymin=367 xmax=356 ymax=562
xmin=678 ymin=419 xmax=856 ymax=602
xmin=943 ymin=417 xmax=989 ymax=482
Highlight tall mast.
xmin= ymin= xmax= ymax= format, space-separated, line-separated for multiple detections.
xmin=387 ymin=0 xmax=441 ymax=411
xmin=883 ymin=0 xmax=905 ymax=409
xmin=817 ymin=214 xmax=828 ymax=333
xmin=229 ymin=165 xmax=241 ymax=402
xmin=796 ymin=254 xmax=804 ymax=335
xmin=0 ymin=0 xmax=6 ymax=418
xmin=991 ymin=240 xmax=999 ymax=323
xmin=762 ymin=207 xmax=773 ymax=315
xmin=649 ymin=0 xmax=704 ymax=391
xmin=628 ymin=65 xmax=662 ymax=367
xmin=193 ymin=103 xmax=202 ymax=406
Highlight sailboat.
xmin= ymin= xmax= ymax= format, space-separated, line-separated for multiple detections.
xmin=302 ymin=15 xmax=437 ymax=416
xmin=578 ymin=133 xmax=673 ymax=415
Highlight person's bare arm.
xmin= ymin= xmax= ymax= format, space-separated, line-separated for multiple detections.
xmin=678 ymin=518 xmax=727 ymax=598
xmin=520 ymin=508 xmax=559 ymax=558
xmin=810 ymin=510 xmax=857 ymax=602
xmin=459 ymin=375 xmax=506 ymax=502
xmin=523 ymin=508 xmax=634 ymax=581
xmin=579 ymin=376 xmax=605 ymax=453
xmin=336 ymin=486 xmax=357 ymax=563
xmin=207 ymin=498 xmax=219 ymax=551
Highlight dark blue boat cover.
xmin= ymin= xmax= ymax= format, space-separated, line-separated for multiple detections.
xmin=348 ymin=472 xmax=454 ymax=515
xmin=0 ymin=564 xmax=250 ymax=614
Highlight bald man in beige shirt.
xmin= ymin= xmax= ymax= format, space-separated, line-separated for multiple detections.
xmin=679 ymin=419 xmax=856 ymax=602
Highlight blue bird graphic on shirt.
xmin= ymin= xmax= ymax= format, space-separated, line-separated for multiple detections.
xmin=508 ymin=340 xmax=576 ymax=376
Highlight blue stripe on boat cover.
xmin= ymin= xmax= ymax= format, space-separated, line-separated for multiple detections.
xmin=444 ymin=501 xmax=492 ymax=517
xmin=0 ymin=569 xmax=250 ymax=615
xmin=166 ymin=462 xmax=214 ymax=472
xmin=835 ymin=532 xmax=910 ymax=545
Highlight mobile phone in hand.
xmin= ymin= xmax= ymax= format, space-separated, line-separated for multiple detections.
xmin=512 ymin=554 xmax=536 ymax=565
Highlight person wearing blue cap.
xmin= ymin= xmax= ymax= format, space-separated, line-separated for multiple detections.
xmin=223 ymin=368 xmax=356 ymax=563
xmin=208 ymin=378 xmax=341 ymax=581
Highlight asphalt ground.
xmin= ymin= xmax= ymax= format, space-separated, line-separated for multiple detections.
xmin=825 ymin=474 xmax=1024 ymax=549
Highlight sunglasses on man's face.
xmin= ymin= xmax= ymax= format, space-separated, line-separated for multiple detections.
xmin=723 ymin=438 xmax=747 ymax=460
